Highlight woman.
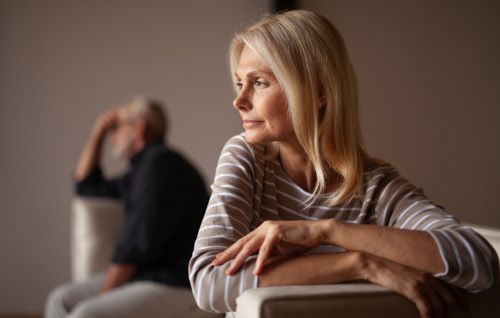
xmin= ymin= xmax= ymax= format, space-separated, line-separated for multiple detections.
xmin=189 ymin=10 xmax=498 ymax=318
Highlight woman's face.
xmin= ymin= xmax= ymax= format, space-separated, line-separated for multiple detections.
xmin=233 ymin=46 xmax=294 ymax=145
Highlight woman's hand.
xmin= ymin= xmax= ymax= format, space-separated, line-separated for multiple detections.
xmin=213 ymin=220 xmax=330 ymax=275
xmin=362 ymin=254 xmax=468 ymax=318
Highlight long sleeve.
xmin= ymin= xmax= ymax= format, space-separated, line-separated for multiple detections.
xmin=368 ymin=169 xmax=499 ymax=292
xmin=189 ymin=135 xmax=260 ymax=313
xmin=75 ymin=166 xmax=122 ymax=198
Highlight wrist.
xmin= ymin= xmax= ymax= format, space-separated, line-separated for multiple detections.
xmin=320 ymin=218 xmax=345 ymax=246
xmin=352 ymin=252 xmax=378 ymax=282
xmin=316 ymin=219 xmax=334 ymax=245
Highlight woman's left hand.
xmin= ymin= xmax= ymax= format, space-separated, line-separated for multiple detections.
xmin=212 ymin=220 xmax=329 ymax=275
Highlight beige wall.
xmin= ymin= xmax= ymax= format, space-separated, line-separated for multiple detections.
xmin=0 ymin=0 xmax=499 ymax=313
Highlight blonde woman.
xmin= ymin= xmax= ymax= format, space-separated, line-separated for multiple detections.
xmin=189 ymin=10 xmax=498 ymax=318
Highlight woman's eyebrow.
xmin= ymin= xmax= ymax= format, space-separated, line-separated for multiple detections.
xmin=235 ymin=69 xmax=274 ymax=78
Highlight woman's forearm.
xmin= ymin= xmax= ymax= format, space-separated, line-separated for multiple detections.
xmin=258 ymin=252 xmax=366 ymax=287
xmin=324 ymin=219 xmax=445 ymax=275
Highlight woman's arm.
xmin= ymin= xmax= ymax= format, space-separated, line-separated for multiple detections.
xmin=217 ymin=197 xmax=498 ymax=293
xmin=215 ymin=219 xmax=443 ymax=276
xmin=327 ymin=219 xmax=445 ymax=274
xmin=372 ymin=171 xmax=499 ymax=291
xmin=189 ymin=135 xmax=261 ymax=313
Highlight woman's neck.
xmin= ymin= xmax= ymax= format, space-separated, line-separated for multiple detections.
xmin=278 ymin=139 xmax=341 ymax=194
xmin=278 ymin=139 xmax=318 ymax=193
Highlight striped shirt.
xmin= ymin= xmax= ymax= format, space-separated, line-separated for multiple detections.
xmin=189 ymin=133 xmax=499 ymax=315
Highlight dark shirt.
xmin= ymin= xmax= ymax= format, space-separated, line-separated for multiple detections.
xmin=76 ymin=140 xmax=208 ymax=287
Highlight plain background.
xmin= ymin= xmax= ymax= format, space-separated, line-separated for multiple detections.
xmin=0 ymin=0 xmax=499 ymax=314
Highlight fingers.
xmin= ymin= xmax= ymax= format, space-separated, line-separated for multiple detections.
xmin=213 ymin=240 xmax=244 ymax=265
xmin=371 ymin=260 xmax=466 ymax=318
xmin=424 ymin=278 xmax=470 ymax=318
xmin=212 ymin=220 xmax=318 ymax=276
xmin=100 ymin=111 xmax=119 ymax=130
xmin=432 ymin=280 xmax=456 ymax=318
xmin=93 ymin=110 xmax=119 ymax=135
xmin=440 ymin=283 xmax=468 ymax=314
xmin=212 ymin=234 xmax=263 ymax=275
xmin=406 ymin=274 xmax=459 ymax=318
xmin=414 ymin=275 xmax=473 ymax=318
xmin=212 ymin=221 xmax=280 ymax=276
xmin=453 ymin=286 xmax=469 ymax=314
xmin=254 ymin=232 xmax=278 ymax=275
xmin=225 ymin=238 xmax=260 ymax=275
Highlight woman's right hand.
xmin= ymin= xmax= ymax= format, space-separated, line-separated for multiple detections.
xmin=361 ymin=253 xmax=468 ymax=318
xmin=213 ymin=219 xmax=329 ymax=275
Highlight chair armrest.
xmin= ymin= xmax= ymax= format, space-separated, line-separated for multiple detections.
xmin=236 ymin=282 xmax=500 ymax=318
xmin=237 ymin=283 xmax=417 ymax=318
xmin=71 ymin=196 xmax=123 ymax=282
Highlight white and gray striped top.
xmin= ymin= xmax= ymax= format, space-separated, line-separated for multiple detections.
xmin=189 ymin=133 xmax=499 ymax=315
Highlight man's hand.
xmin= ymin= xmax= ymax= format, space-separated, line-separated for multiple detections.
xmin=74 ymin=109 xmax=120 ymax=181
xmin=92 ymin=109 xmax=120 ymax=137
xmin=100 ymin=263 xmax=137 ymax=294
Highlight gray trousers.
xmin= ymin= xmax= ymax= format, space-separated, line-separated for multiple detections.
xmin=45 ymin=273 xmax=218 ymax=318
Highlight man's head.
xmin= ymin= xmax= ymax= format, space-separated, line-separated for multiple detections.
xmin=110 ymin=96 xmax=168 ymax=159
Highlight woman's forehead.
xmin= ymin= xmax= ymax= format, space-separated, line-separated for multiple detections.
xmin=236 ymin=46 xmax=273 ymax=76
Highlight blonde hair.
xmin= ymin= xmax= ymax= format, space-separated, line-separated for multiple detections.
xmin=120 ymin=96 xmax=168 ymax=141
xmin=229 ymin=10 xmax=380 ymax=205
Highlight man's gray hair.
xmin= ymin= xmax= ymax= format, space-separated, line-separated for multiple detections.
xmin=127 ymin=96 xmax=168 ymax=141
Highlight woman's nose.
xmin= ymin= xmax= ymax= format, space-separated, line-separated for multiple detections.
xmin=233 ymin=90 xmax=252 ymax=111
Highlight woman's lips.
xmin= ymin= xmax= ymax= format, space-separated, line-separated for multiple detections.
xmin=243 ymin=119 xmax=263 ymax=127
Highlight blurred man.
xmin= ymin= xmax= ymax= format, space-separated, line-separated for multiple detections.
xmin=46 ymin=96 xmax=209 ymax=317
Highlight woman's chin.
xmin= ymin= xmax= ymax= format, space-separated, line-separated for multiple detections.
xmin=243 ymin=135 xmax=258 ymax=144
xmin=243 ymin=131 xmax=267 ymax=144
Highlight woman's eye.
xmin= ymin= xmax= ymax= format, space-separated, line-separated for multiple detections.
xmin=235 ymin=82 xmax=243 ymax=89
xmin=255 ymin=80 xmax=269 ymax=87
